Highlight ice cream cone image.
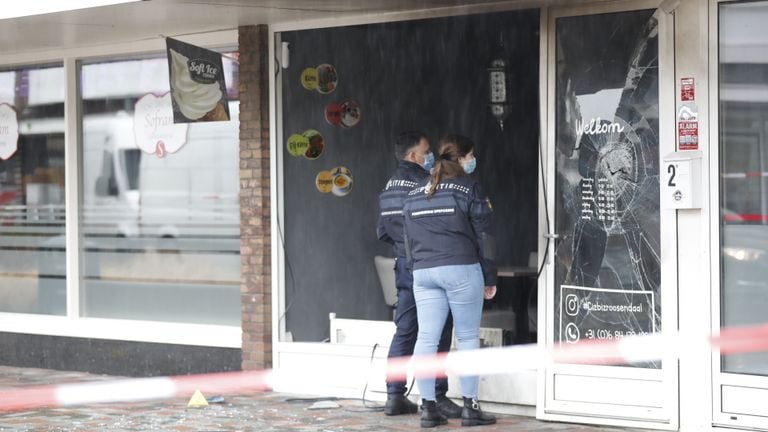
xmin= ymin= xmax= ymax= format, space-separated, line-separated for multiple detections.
xmin=169 ymin=48 xmax=227 ymax=122
xmin=201 ymin=101 xmax=229 ymax=122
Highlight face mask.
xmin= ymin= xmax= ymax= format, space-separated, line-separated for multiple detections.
xmin=462 ymin=157 xmax=477 ymax=174
xmin=420 ymin=152 xmax=435 ymax=171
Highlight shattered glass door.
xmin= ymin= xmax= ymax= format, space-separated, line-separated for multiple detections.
xmin=553 ymin=9 xmax=661 ymax=367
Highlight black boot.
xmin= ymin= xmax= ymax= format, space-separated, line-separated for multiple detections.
xmin=420 ymin=399 xmax=448 ymax=428
xmin=384 ymin=394 xmax=418 ymax=416
xmin=461 ymin=397 xmax=496 ymax=427
xmin=435 ymin=394 xmax=462 ymax=419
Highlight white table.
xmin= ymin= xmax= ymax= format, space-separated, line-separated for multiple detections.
xmin=497 ymin=266 xmax=537 ymax=278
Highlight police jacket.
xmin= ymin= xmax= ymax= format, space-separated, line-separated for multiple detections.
xmin=377 ymin=160 xmax=430 ymax=258
xmin=402 ymin=175 xmax=498 ymax=286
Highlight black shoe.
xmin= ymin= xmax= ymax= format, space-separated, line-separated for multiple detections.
xmin=435 ymin=395 xmax=462 ymax=419
xmin=384 ymin=394 xmax=418 ymax=416
xmin=420 ymin=399 xmax=448 ymax=428
xmin=461 ymin=397 xmax=496 ymax=427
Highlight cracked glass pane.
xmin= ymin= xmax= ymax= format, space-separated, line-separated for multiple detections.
xmin=553 ymin=9 xmax=661 ymax=368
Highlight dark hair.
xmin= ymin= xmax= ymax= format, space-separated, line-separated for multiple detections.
xmin=427 ymin=134 xmax=475 ymax=197
xmin=394 ymin=131 xmax=427 ymax=160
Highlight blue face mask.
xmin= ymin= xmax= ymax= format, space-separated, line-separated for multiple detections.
xmin=462 ymin=157 xmax=477 ymax=174
xmin=420 ymin=152 xmax=435 ymax=171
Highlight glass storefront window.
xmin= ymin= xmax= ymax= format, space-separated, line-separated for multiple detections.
xmin=79 ymin=52 xmax=240 ymax=325
xmin=720 ymin=1 xmax=768 ymax=376
xmin=0 ymin=64 xmax=65 ymax=315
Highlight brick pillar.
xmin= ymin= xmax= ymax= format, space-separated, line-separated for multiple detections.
xmin=239 ymin=25 xmax=272 ymax=371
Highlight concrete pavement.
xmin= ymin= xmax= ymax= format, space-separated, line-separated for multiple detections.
xmin=0 ymin=366 xmax=654 ymax=431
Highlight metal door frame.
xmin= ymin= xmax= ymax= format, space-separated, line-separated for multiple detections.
xmin=539 ymin=1 xmax=678 ymax=429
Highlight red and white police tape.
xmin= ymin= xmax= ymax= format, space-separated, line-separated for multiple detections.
xmin=0 ymin=370 xmax=273 ymax=412
xmin=3 ymin=323 xmax=768 ymax=413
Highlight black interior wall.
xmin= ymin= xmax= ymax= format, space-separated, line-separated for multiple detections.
xmin=281 ymin=10 xmax=540 ymax=342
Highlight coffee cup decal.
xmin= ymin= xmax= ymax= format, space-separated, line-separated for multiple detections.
xmin=331 ymin=166 xmax=353 ymax=197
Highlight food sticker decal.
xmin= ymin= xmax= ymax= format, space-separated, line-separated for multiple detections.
xmin=331 ymin=166 xmax=353 ymax=197
xmin=287 ymin=133 xmax=309 ymax=157
xmin=316 ymin=64 xmax=338 ymax=94
xmin=315 ymin=170 xmax=333 ymax=193
xmin=340 ymin=100 xmax=361 ymax=128
xmin=302 ymin=129 xmax=325 ymax=160
xmin=300 ymin=67 xmax=318 ymax=91
xmin=324 ymin=102 xmax=342 ymax=125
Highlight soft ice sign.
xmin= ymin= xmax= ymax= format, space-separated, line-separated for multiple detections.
xmin=133 ymin=93 xmax=188 ymax=157
xmin=166 ymin=37 xmax=230 ymax=123
xmin=0 ymin=103 xmax=19 ymax=160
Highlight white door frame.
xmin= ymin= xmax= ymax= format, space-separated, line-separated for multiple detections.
xmin=539 ymin=1 xmax=678 ymax=429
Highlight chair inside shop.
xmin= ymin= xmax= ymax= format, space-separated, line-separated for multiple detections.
xmin=374 ymin=255 xmax=398 ymax=315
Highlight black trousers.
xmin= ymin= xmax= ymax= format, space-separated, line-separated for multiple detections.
xmin=386 ymin=257 xmax=453 ymax=396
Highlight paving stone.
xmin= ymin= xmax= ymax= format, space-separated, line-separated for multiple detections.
xmin=0 ymin=366 xmax=657 ymax=431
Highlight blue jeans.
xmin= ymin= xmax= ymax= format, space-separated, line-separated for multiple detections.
xmin=387 ymin=257 xmax=453 ymax=396
xmin=413 ymin=263 xmax=484 ymax=401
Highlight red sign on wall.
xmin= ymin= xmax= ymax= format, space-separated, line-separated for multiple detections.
xmin=681 ymin=77 xmax=695 ymax=101
xmin=679 ymin=120 xmax=699 ymax=150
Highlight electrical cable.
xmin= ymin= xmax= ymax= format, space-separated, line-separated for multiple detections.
xmin=273 ymin=54 xmax=297 ymax=331
xmin=276 ymin=219 xmax=296 ymax=328
xmin=284 ymin=397 xmax=341 ymax=403
xmin=403 ymin=375 xmax=416 ymax=398
xmin=347 ymin=342 xmax=418 ymax=412
xmin=536 ymin=79 xmax=553 ymax=279
xmin=348 ymin=343 xmax=386 ymax=412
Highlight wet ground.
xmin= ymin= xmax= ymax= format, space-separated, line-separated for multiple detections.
xmin=0 ymin=366 xmax=654 ymax=431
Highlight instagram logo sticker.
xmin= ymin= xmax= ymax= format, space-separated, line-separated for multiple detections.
xmin=565 ymin=294 xmax=579 ymax=316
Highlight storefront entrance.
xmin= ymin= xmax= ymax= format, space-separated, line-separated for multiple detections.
xmin=540 ymin=1 xmax=678 ymax=429
xmin=271 ymin=7 xmax=542 ymax=407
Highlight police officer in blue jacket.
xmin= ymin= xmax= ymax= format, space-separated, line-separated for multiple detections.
xmin=403 ymin=134 xmax=497 ymax=428
xmin=377 ymin=131 xmax=461 ymax=418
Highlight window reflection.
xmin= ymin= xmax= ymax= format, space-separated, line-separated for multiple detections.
xmin=720 ymin=1 xmax=768 ymax=376
xmin=0 ymin=65 xmax=66 ymax=315
xmin=80 ymin=53 xmax=240 ymax=325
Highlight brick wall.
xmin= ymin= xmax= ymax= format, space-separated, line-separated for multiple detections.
xmin=238 ymin=25 xmax=272 ymax=371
